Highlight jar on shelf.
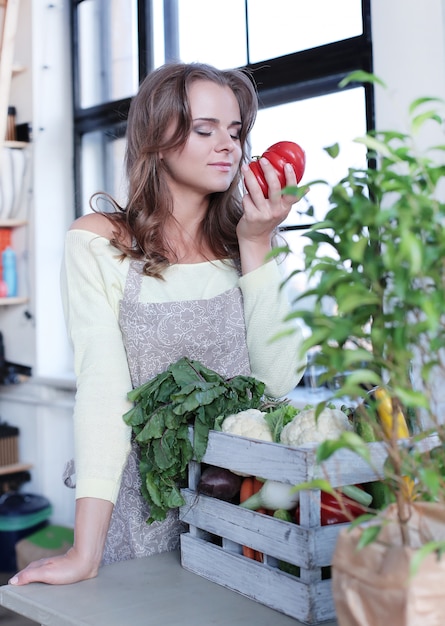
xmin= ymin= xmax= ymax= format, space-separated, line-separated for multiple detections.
xmin=5 ymin=106 xmax=16 ymax=141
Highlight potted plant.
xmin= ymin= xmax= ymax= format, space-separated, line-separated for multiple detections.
xmin=282 ymin=72 xmax=445 ymax=625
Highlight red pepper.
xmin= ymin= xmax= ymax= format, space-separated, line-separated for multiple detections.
xmin=320 ymin=492 xmax=365 ymax=525
xmin=295 ymin=488 xmax=366 ymax=525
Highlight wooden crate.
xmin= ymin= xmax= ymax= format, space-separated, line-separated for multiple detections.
xmin=179 ymin=429 xmax=440 ymax=624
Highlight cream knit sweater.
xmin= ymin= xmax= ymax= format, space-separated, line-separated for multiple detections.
xmin=60 ymin=229 xmax=305 ymax=504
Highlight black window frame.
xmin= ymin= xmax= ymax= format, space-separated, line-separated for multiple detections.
xmin=70 ymin=0 xmax=373 ymax=216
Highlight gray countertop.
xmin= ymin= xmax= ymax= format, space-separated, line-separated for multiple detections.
xmin=0 ymin=551 xmax=337 ymax=626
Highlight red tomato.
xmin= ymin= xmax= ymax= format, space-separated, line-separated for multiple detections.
xmin=248 ymin=141 xmax=306 ymax=198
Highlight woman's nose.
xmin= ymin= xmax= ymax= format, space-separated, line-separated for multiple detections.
xmin=215 ymin=132 xmax=236 ymax=152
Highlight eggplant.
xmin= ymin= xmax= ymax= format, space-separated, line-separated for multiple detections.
xmin=197 ymin=466 xmax=242 ymax=501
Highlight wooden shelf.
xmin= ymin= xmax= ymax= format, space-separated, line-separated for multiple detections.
xmin=0 ymin=462 xmax=32 ymax=476
xmin=12 ymin=63 xmax=26 ymax=76
xmin=0 ymin=296 xmax=28 ymax=306
xmin=3 ymin=140 xmax=29 ymax=149
xmin=0 ymin=219 xmax=27 ymax=228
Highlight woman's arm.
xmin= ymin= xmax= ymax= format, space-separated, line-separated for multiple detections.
xmin=237 ymin=158 xmax=306 ymax=397
xmin=9 ymin=498 xmax=113 ymax=585
xmin=239 ymin=260 xmax=306 ymax=398
xmin=11 ymin=228 xmax=133 ymax=585
xmin=237 ymin=158 xmax=297 ymax=274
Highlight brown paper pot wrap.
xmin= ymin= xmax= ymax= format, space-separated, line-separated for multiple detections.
xmin=332 ymin=502 xmax=445 ymax=626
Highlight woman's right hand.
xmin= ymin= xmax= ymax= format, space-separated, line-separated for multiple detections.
xmin=9 ymin=496 xmax=114 ymax=586
xmin=8 ymin=546 xmax=100 ymax=586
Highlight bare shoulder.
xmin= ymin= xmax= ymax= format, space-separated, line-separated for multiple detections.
xmin=69 ymin=213 xmax=116 ymax=239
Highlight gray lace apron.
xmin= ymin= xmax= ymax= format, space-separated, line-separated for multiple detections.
xmin=101 ymin=260 xmax=251 ymax=564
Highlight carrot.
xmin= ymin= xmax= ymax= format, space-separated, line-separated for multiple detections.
xmin=240 ymin=476 xmax=255 ymax=503
xmin=253 ymin=477 xmax=264 ymax=493
xmin=240 ymin=477 xmax=264 ymax=562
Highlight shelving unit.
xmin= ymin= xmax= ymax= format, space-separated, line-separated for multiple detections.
xmin=0 ymin=461 xmax=31 ymax=476
xmin=0 ymin=0 xmax=20 ymax=153
xmin=0 ymin=0 xmax=29 ymax=308
xmin=0 ymin=0 xmax=31 ymax=480
xmin=3 ymin=139 xmax=27 ymax=149
xmin=0 ymin=219 xmax=26 ymax=227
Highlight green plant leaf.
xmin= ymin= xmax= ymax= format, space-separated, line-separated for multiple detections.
xmin=338 ymin=71 xmax=386 ymax=89
xmin=411 ymin=110 xmax=443 ymax=134
xmin=316 ymin=431 xmax=371 ymax=464
xmin=408 ymin=96 xmax=445 ymax=115
xmin=355 ymin=135 xmax=394 ymax=159
xmin=356 ymin=524 xmax=382 ymax=549
xmin=291 ymin=478 xmax=334 ymax=495
xmin=409 ymin=541 xmax=445 ymax=576
xmin=324 ymin=143 xmax=340 ymax=158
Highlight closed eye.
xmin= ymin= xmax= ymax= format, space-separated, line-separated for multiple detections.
xmin=193 ymin=117 xmax=242 ymax=141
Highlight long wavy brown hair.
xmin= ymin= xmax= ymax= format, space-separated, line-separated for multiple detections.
xmin=93 ymin=62 xmax=258 ymax=278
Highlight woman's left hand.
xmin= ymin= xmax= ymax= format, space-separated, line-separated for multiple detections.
xmin=237 ymin=157 xmax=299 ymax=272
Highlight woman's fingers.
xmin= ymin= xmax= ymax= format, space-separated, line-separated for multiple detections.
xmin=9 ymin=549 xmax=99 ymax=586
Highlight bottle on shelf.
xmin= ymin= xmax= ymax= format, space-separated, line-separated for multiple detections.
xmin=1 ymin=247 xmax=17 ymax=297
xmin=5 ymin=106 xmax=16 ymax=141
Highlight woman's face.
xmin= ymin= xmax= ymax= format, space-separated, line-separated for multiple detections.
xmin=161 ymin=80 xmax=243 ymax=199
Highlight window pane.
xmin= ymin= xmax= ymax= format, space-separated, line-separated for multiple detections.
xmin=251 ymin=87 xmax=367 ymax=225
xmin=247 ymin=0 xmax=363 ymax=62
xmin=78 ymin=0 xmax=138 ymax=108
xmin=174 ymin=0 xmax=247 ymax=68
xmin=250 ymin=88 xmax=367 ymax=299
xmin=81 ymin=131 xmax=127 ymax=213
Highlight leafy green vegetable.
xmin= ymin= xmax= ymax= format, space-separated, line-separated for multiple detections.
xmin=123 ymin=356 xmax=265 ymax=523
xmin=263 ymin=404 xmax=299 ymax=442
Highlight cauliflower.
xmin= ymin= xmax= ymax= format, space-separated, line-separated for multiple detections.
xmin=221 ymin=408 xmax=273 ymax=442
xmin=280 ymin=407 xmax=352 ymax=446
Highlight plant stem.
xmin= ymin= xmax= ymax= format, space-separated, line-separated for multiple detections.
xmin=395 ymin=488 xmax=411 ymax=546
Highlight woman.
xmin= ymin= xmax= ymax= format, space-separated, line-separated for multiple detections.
xmin=10 ymin=62 xmax=305 ymax=586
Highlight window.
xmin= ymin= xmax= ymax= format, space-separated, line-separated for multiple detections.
xmin=71 ymin=0 xmax=373 ymax=244
xmin=76 ymin=0 xmax=139 ymax=108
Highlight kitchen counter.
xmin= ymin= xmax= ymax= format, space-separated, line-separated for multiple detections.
xmin=0 ymin=550 xmax=337 ymax=625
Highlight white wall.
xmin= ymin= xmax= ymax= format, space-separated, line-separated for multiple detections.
xmin=31 ymin=1 xmax=74 ymax=379
xmin=371 ymin=0 xmax=445 ymax=142
xmin=2 ymin=0 xmax=445 ymax=527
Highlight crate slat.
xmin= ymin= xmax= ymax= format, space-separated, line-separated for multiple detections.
xmin=180 ymin=488 xmax=341 ymax=568
xmin=181 ymin=533 xmax=335 ymax=624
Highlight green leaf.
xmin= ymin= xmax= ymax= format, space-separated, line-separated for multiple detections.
xmin=348 ymin=513 xmax=378 ymax=529
xmin=408 ymin=96 xmax=444 ymax=116
xmin=316 ymin=431 xmax=372 ymax=464
xmin=342 ymin=369 xmax=381 ymax=389
xmin=281 ymin=184 xmax=309 ymax=200
xmin=291 ymin=478 xmax=334 ymax=495
xmin=409 ymin=541 xmax=445 ymax=576
xmin=336 ymin=291 xmax=380 ymax=314
xmin=264 ymin=404 xmax=299 ymax=443
xmin=144 ymin=471 xmax=163 ymax=508
xmin=411 ymin=110 xmax=443 ymax=134
xmin=136 ymin=410 xmax=166 ymax=442
xmin=152 ymin=436 xmax=176 ymax=470
xmin=338 ymin=71 xmax=386 ymax=89
xmin=356 ymin=524 xmax=382 ymax=549
xmin=122 ymin=403 xmax=145 ymax=427
xmin=355 ymin=135 xmax=394 ymax=159
xmin=324 ymin=143 xmax=340 ymax=158
xmin=164 ymin=483 xmax=186 ymax=509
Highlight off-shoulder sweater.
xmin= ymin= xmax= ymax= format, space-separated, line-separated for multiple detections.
xmin=60 ymin=230 xmax=305 ymax=504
